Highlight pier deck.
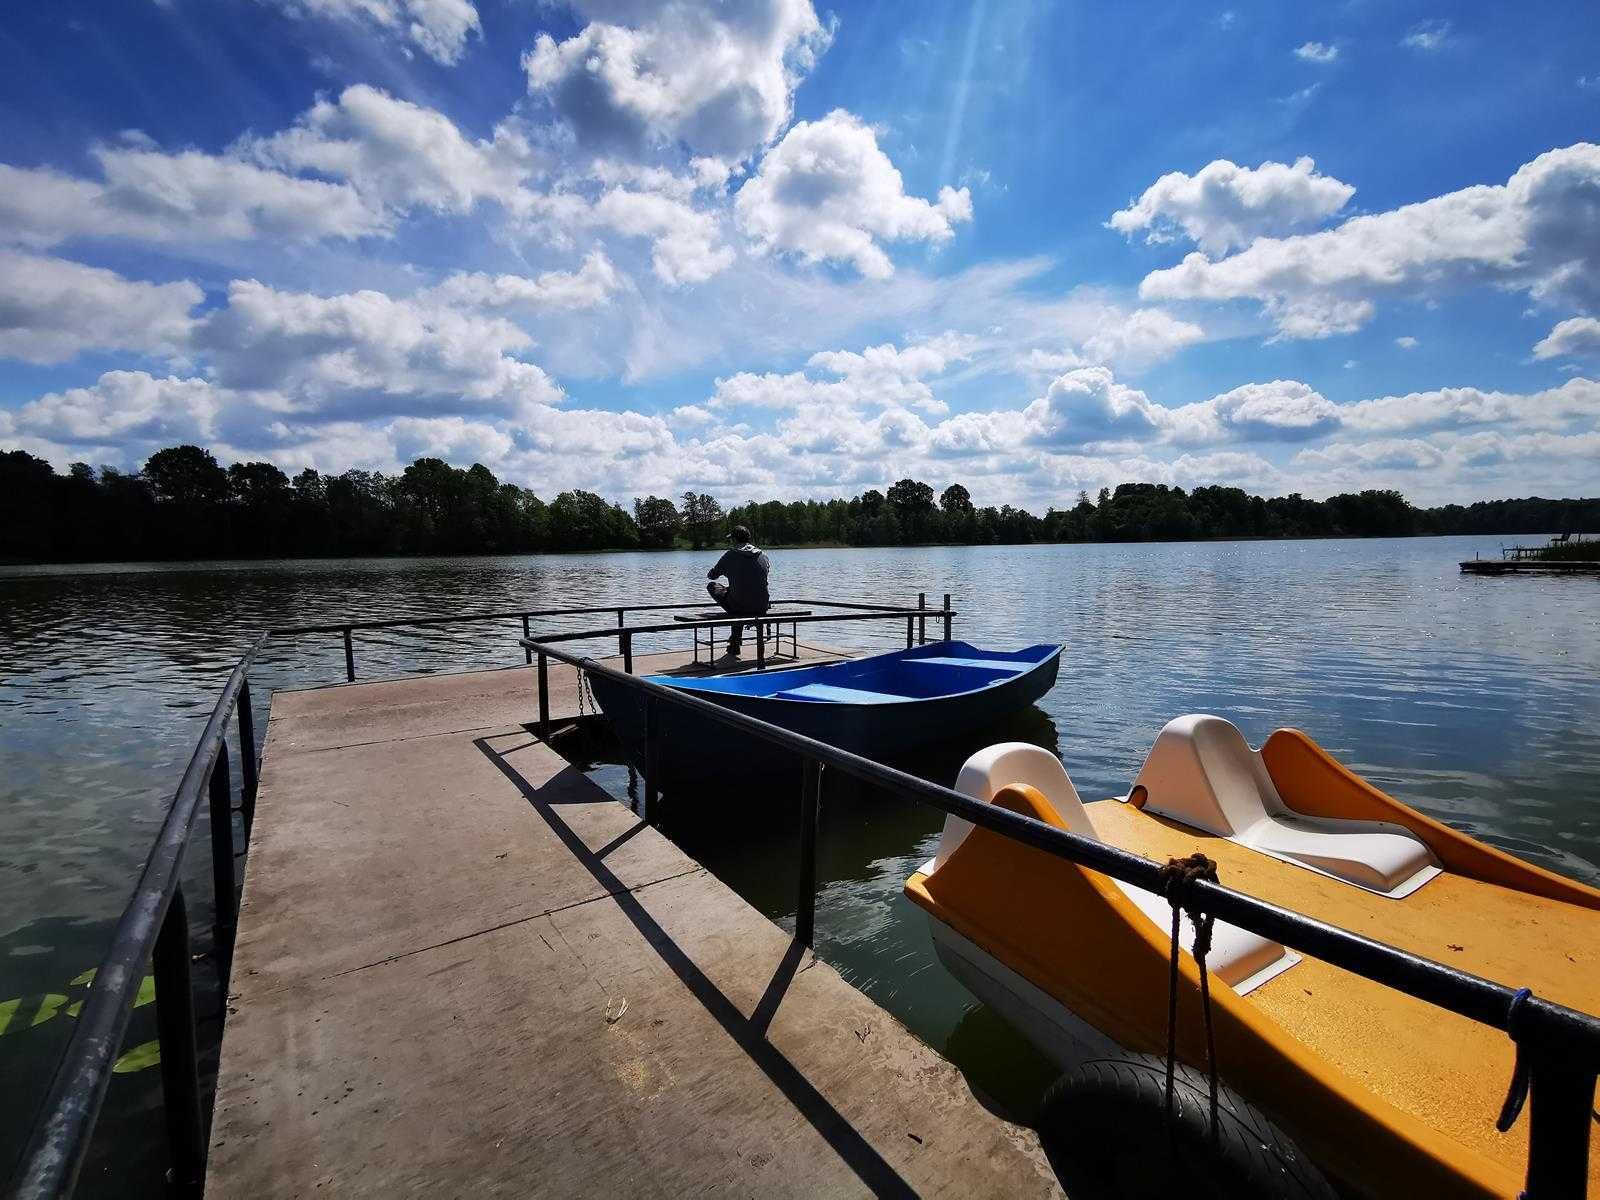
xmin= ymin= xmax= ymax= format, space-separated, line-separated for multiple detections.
xmin=207 ymin=652 xmax=1059 ymax=1197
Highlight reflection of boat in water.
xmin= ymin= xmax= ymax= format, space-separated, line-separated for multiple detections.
xmin=589 ymin=640 xmax=1061 ymax=783
xmin=906 ymin=715 xmax=1600 ymax=1198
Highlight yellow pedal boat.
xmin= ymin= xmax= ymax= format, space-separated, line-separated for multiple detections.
xmin=905 ymin=715 xmax=1600 ymax=1198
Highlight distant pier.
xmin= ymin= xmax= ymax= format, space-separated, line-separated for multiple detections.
xmin=206 ymin=652 xmax=1059 ymax=1196
xmin=1460 ymin=558 xmax=1600 ymax=575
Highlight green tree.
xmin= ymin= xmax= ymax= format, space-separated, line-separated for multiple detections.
xmin=634 ymin=495 xmax=682 ymax=549
xmin=680 ymin=491 xmax=725 ymax=548
xmin=144 ymin=445 xmax=228 ymax=506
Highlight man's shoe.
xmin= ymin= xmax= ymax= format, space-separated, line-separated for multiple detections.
xmin=717 ymin=649 xmax=742 ymax=662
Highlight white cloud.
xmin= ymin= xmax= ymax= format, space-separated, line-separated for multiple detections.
xmin=261 ymin=0 xmax=481 ymax=64
xmin=1533 ymin=317 xmax=1600 ymax=360
xmin=592 ymin=188 xmax=734 ymax=285
xmin=0 ymin=148 xmax=386 ymax=250
xmin=0 ymin=252 xmax=201 ymax=365
xmin=1395 ymin=335 xmax=1419 ymax=349
xmin=1020 ymin=367 xmax=1167 ymax=447
xmin=1139 ymin=143 xmax=1600 ymax=338
xmin=1294 ymin=42 xmax=1339 ymax=63
xmin=710 ymin=334 xmax=969 ymax=418
xmin=1080 ymin=308 xmax=1206 ymax=369
xmin=1166 ymin=379 xmax=1341 ymax=444
xmin=1339 ymin=377 xmax=1600 ymax=435
xmin=195 ymin=280 xmax=563 ymax=418
xmin=11 ymin=372 xmax=225 ymax=445
xmin=523 ymin=0 xmax=830 ymax=163
xmin=1109 ymin=156 xmax=1354 ymax=256
xmin=734 ymin=110 xmax=972 ymax=279
xmin=426 ymin=251 xmax=622 ymax=311
xmin=1401 ymin=19 xmax=1451 ymax=51
xmin=246 ymin=85 xmax=530 ymax=216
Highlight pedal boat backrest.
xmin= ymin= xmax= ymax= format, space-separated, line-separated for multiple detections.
xmin=1132 ymin=715 xmax=1441 ymax=898
xmin=929 ymin=742 xmax=1295 ymax=995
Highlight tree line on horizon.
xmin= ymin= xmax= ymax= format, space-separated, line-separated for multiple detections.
xmin=3 ymin=445 xmax=1598 ymax=564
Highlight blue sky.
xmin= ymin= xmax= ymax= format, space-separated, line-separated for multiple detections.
xmin=1 ymin=0 xmax=1597 ymax=508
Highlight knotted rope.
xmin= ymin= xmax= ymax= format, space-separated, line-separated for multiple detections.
xmin=1158 ymin=852 xmax=1222 ymax=1146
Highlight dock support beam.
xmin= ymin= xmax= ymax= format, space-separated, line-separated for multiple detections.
xmin=537 ymin=653 xmax=550 ymax=743
xmin=643 ymin=699 xmax=659 ymax=824
xmin=154 ymin=890 xmax=205 ymax=1200
xmin=918 ymin=593 xmax=926 ymax=645
xmin=796 ymin=760 xmax=821 ymax=947
xmin=756 ymin=621 xmax=766 ymax=670
xmin=342 ymin=626 xmax=355 ymax=682
xmin=943 ymin=594 xmax=952 ymax=642
xmin=237 ymin=679 xmax=258 ymax=820
xmin=1522 ymin=1059 xmax=1599 ymax=1199
xmin=522 ymin=614 xmax=532 ymax=664
xmin=621 ymin=631 xmax=633 ymax=675
xmin=208 ymin=741 xmax=236 ymax=948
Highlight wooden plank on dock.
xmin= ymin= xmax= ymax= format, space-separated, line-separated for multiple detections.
xmin=208 ymin=662 xmax=1059 ymax=1197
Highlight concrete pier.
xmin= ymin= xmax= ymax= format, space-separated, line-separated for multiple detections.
xmin=207 ymin=652 xmax=1060 ymax=1197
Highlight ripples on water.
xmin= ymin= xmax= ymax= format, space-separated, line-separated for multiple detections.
xmin=2 ymin=538 xmax=1596 ymax=1189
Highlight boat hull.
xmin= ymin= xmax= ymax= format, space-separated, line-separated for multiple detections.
xmin=588 ymin=641 xmax=1061 ymax=783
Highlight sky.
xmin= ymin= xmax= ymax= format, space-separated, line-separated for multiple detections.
xmin=0 ymin=0 xmax=1597 ymax=510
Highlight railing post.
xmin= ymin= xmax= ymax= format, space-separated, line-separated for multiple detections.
xmin=342 ymin=626 xmax=355 ymax=682
xmin=756 ymin=620 xmax=766 ymax=670
xmin=522 ymin=615 xmax=532 ymax=664
xmin=943 ymin=593 xmax=952 ymax=642
xmin=905 ymin=616 xmax=914 ymax=649
xmin=537 ymin=652 xmax=550 ymax=743
xmin=153 ymin=890 xmax=205 ymax=1200
xmin=796 ymin=760 xmax=821 ymax=947
xmin=621 ymin=630 xmax=633 ymax=674
xmin=918 ymin=592 xmax=926 ymax=645
xmin=1521 ymin=1056 xmax=1598 ymax=1199
xmin=616 ymin=608 xmax=625 ymax=629
xmin=643 ymin=698 xmax=659 ymax=824
xmin=237 ymin=678 xmax=258 ymax=818
xmin=208 ymin=742 xmax=236 ymax=949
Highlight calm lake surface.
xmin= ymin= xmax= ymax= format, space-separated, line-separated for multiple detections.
xmin=3 ymin=537 xmax=1598 ymax=1191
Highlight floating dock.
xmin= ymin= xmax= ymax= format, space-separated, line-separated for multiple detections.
xmin=206 ymin=649 xmax=1060 ymax=1196
xmin=1460 ymin=558 xmax=1600 ymax=575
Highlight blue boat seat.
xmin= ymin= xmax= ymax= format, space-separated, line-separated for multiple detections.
xmin=774 ymin=683 xmax=901 ymax=704
xmin=912 ymin=656 xmax=1029 ymax=672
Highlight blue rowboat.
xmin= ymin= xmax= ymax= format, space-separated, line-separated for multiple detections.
xmin=588 ymin=640 xmax=1062 ymax=782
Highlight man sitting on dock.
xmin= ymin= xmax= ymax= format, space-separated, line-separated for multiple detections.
xmin=706 ymin=525 xmax=770 ymax=659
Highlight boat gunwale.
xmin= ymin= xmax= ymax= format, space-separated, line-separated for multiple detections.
xmin=640 ymin=640 xmax=1064 ymax=707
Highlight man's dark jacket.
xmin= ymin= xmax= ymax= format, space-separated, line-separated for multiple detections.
xmin=708 ymin=545 xmax=770 ymax=612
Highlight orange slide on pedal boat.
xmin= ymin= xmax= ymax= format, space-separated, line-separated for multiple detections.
xmin=904 ymin=715 xmax=1600 ymax=1198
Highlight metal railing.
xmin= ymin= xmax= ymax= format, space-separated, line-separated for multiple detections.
xmin=13 ymin=634 xmax=266 ymax=1200
xmin=519 ymin=637 xmax=1600 ymax=1200
xmin=7 ymin=594 xmax=937 ymax=1198
xmin=270 ymin=594 xmax=952 ymax=682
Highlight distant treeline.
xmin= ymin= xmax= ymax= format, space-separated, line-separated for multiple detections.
xmin=3 ymin=445 xmax=1598 ymax=564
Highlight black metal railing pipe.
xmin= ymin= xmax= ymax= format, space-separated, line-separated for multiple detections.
xmin=12 ymin=632 xmax=267 ymax=1200
xmin=529 ymin=643 xmax=1600 ymax=1056
xmin=267 ymin=596 xmax=907 ymax=639
xmin=523 ymin=606 xmax=955 ymax=648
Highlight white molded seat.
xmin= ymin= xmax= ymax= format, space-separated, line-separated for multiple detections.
xmin=1132 ymin=715 xmax=1441 ymax=898
xmin=931 ymin=743 xmax=1296 ymax=994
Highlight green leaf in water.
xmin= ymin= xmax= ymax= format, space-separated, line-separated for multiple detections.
xmin=113 ymin=1040 xmax=161 ymax=1074
xmin=0 ymin=994 xmax=68 ymax=1037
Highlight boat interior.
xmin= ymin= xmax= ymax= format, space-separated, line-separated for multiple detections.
xmin=907 ymin=715 xmax=1600 ymax=1195
xmin=651 ymin=640 xmax=1060 ymax=702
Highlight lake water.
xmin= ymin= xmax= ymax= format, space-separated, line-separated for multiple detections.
xmin=3 ymin=537 xmax=1598 ymax=1191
